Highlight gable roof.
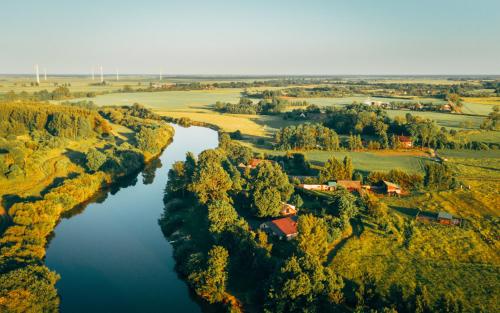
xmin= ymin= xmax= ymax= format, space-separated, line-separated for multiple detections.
xmin=397 ymin=136 xmax=412 ymax=143
xmin=438 ymin=211 xmax=453 ymax=220
xmin=249 ymin=158 xmax=264 ymax=167
xmin=271 ymin=216 xmax=298 ymax=236
xmin=383 ymin=180 xmax=401 ymax=189
xmin=337 ymin=180 xmax=361 ymax=189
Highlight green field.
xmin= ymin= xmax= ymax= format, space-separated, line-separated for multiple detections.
xmin=80 ymin=89 xmax=244 ymax=110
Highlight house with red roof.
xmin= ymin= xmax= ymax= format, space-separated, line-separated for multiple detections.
xmin=260 ymin=216 xmax=298 ymax=240
xmin=397 ymin=136 xmax=413 ymax=148
xmin=237 ymin=158 xmax=265 ymax=169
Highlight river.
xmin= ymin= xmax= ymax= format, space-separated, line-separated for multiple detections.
xmin=45 ymin=124 xmax=219 ymax=313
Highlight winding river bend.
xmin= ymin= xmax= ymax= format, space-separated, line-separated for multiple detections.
xmin=45 ymin=125 xmax=219 ymax=313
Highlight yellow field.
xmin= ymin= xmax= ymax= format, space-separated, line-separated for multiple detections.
xmin=463 ymin=96 xmax=500 ymax=106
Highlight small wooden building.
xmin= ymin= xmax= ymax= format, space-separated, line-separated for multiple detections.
xmin=280 ymin=203 xmax=297 ymax=216
xmin=382 ymin=181 xmax=402 ymax=195
xmin=416 ymin=210 xmax=462 ymax=226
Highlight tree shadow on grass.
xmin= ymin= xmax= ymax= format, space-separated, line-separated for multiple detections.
xmin=390 ymin=205 xmax=419 ymax=218
xmin=64 ymin=148 xmax=87 ymax=167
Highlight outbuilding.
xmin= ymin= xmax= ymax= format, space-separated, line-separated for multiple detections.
xmin=383 ymin=180 xmax=402 ymax=195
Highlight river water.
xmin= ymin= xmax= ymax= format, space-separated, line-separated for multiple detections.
xmin=45 ymin=124 xmax=219 ymax=313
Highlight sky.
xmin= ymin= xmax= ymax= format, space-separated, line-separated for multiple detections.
xmin=1 ymin=0 xmax=499 ymax=75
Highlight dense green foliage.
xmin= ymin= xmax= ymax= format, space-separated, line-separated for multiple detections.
xmin=250 ymin=162 xmax=294 ymax=217
xmin=424 ymin=163 xmax=456 ymax=190
xmin=275 ymin=123 xmax=340 ymax=151
xmin=0 ymin=101 xmax=110 ymax=139
xmin=367 ymin=169 xmax=424 ymax=190
xmin=319 ymin=156 xmax=353 ymax=182
xmin=0 ymin=265 xmax=60 ymax=313
xmin=188 ymin=245 xmax=229 ymax=304
xmin=214 ymin=97 xmax=288 ymax=115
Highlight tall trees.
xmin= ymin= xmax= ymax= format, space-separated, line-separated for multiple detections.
xmin=250 ymin=162 xmax=293 ymax=217
xmin=330 ymin=188 xmax=359 ymax=222
xmin=85 ymin=148 xmax=106 ymax=172
xmin=424 ymin=163 xmax=455 ymax=190
xmin=266 ymin=214 xmax=344 ymax=312
xmin=0 ymin=265 xmax=60 ymax=313
xmin=319 ymin=156 xmax=353 ymax=182
xmin=480 ymin=105 xmax=499 ymax=130
xmin=207 ymin=200 xmax=239 ymax=234
xmin=188 ymin=245 xmax=229 ymax=304
xmin=275 ymin=124 xmax=339 ymax=151
xmin=189 ymin=149 xmax=232 ymax=204
xmin=297 ymin=214 xmax=329 ymax=262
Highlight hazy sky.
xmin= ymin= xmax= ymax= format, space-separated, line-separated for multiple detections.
xmin=1 ymin=0 xmax=499 ymax=75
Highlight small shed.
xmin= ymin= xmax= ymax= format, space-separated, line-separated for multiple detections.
xmin=383 ymin=181 xmax=402 ymax=195
xmin=280 ymin=203 xmax=297 ymax=216
xmin=327 ymin=181 xmax=337 ymax=189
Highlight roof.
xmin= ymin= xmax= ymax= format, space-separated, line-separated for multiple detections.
xmin=337 ymin=180 xmax=361 ymax=189
xmin=282 ymin=202 xmax=296 ymax=209
xmin=438 ymin=211 xmax=453 ymax=220
xmin=327 ymin=181 xmax=337 ymax=187
xmin=397 ymin=136 xmax=412 ymax=143
xmin=271 ymin=216 xmax=298 ymax=236
xmin=383 ymin=180 xmax=401 ymax=189
xmin=249 ymin=159 xmax=264 ymax=167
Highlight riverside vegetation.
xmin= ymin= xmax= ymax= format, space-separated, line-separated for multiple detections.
xmin=0 ymin=101 xmax=173 ymax=311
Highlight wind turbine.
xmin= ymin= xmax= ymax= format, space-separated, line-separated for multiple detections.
xmin=160 ymin=69 xmax=162 ymax=81
xmin=35 ymin=64 xmax=40 ymax=84
xmin=116 ymin=68 xmax=119 ymax=81
xmin=44 ymin=68 xmax=47 ymax=81
xmin=100 ymin=65 xmax=104 ymax=83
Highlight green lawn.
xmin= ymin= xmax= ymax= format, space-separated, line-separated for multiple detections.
xmin=74 ymin=89 xmax=244 ymax=110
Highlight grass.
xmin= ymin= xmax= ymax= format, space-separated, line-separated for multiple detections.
xmin=331 ymin=226 xmax=499 ymax=311
xmin=0 ymin=121 xmax=132 ymax=214
xmin=81 ymin=89 xmax=245 ymax=110
xmin=329 ymin=149 xmax=500 ymax=311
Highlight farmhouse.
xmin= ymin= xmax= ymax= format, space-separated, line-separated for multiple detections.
xmin=416 ymin=210 xmax=462 ymax=226
xmin=336 ymin=180 xmax=362 ymax=192
xmin=397 ymin=136 xmax=413 ymax=148
xmin=238 ymin=158 xmax=264 ymax=169
xmin=280 ymin=203 xmax=297 ymax=216
xmin=382 ymin=180 xmax=402 ymax=195
xmin=299 ymin=184 xmax=335 ymax=191
xmin=260 ymin=216 xmax=298 ymax=240
xmin=437 ymin=211 xmax=462 ymax=225
xmin=441 ymin=103 xmax=452 ymax=112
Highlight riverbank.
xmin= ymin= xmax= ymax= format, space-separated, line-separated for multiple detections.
xmin=45 ymin=124 xmax=219 ymax=313
xmin=0 ymin=104 xmax=174 ymax=312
